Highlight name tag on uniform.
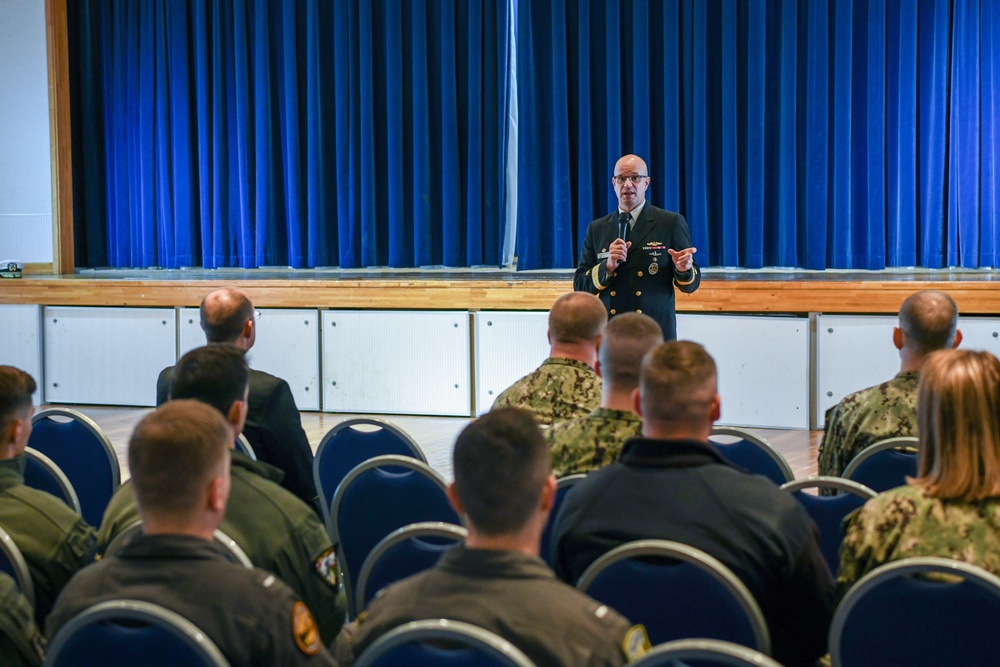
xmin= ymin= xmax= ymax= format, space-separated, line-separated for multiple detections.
xmin=597 ymin=251 xmax=610 ymax=260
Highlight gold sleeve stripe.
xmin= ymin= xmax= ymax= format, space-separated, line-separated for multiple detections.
xmin=591 ymin=264 xmax=607 ymax=290
xmin=674 ymin=267 xmax=697 ymax=286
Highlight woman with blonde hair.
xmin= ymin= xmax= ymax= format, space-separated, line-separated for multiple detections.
xmin=837 ymin=349 xmax=1000 ymax=594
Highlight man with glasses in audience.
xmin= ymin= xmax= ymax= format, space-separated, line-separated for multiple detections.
xmin=575 ymin=154 xmax=699 ymax=341
xmin=156 ymin=288 xmax=319 ymax=514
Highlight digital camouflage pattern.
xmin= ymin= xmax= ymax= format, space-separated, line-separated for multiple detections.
xmin=818 ymin=371 xmax=920 ymax=477
xmin=0 ymin=573 xmax=44 ymax=667
xmin=837 ymin=484 xmax=1000 ymax=597
xmin=491 ymin=358 xmax=601 ymax=426
xmin=547 ymin=408 xmax=642 ymax=476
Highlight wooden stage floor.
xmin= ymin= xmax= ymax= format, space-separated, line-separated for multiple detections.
xmin=5 ymin=266 xmax=1000 ymax=314
xmin=60 ymin=404 xmax=822 ymax=485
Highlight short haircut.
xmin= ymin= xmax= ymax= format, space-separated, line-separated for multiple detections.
xmin=452 ymin=408 xmax=549 ymax=536
xmin=0 ymin=366 xmax=36 ymax=432
xmin=913 ymin=349 xmax=1000 ymax=502
xmin=548 ymin=292 xmax=608 ymax=345
xmin=639 ymin=341 xmax=717 ymax=427
xmin=898 ymin=290 xmax=959 ymax=355
xmin=129 ymin=400 xmax=231 ymax=518
xmin=599 ymin=313 xmax=664 ymax=388
xmin=168 ymin=345 xmax=249 ymax=417
xmin=200 ymin=288 xmax=255 ymax=343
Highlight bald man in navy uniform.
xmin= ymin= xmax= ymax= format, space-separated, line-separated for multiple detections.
xmin=574 ymin=154 xmax=699 ymax=341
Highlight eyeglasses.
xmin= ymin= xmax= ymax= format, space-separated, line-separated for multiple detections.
xmin=253 ymin=310 xmax=262 ymax=320
xmin=613 ymin=174 xmax=647 ymax=185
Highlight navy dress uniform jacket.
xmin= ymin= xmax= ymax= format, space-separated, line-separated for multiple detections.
xmin=574 ymin=203 xmax=699 ymax=341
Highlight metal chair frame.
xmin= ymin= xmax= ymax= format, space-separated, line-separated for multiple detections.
xmin=630 ymin=638 xmax=785 ymax=667
xmin=23 ymin=446 xmax=82 ymax=513
xmin=0 ymin=524 xmax=34 ymax=608
xmin=234 ymin=434 xmax=257 ymax=461
xmin=355 ymin=618 xmax=537 ymax=667
xmin=841 ymin=436 xmax=919 ymax=484
xmin=577 ymin=539 xmax=771 ymax=655
xmin=103 ymin=520 xmax=253 ymax=569
xmin=355 ymin=521 xmax=467 ymax=613
xmin=709 ymin=427 xmax=795 ymax=484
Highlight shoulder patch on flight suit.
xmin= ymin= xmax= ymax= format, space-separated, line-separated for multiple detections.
xmin=622 ymin=624 xmax=650 ymax=662
xmin=292 ymin=601 xmax=321 ymax=655
xmin=314 ymin=547 xmax=339 ymax=587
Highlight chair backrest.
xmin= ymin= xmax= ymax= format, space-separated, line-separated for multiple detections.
xmin=629 ymin=638 xmax=785 ymax=667
xmin=780 ymin=476 xmax=877 ymax=573
xmin=45 ymin=599 xmax=231 ymax=667
xmin=234 ymin=434 xmax=256 ymax=461
xmin=103 ymin=521 xmax=252 ymax=569
xmin=842 ymin=437 xmax=919 ymax=493
xmin=29 ymin=408 xmax=121 ymax=526
xmin=577 ymin=539 xmax=771 ymax=653
xmin=708 ymin=427 xmax=794 ymax=485
xmin=540 ymin=474 xmax=586 ymax=567
xmin=22 ymin=446 xmax=82 ymax=514
xmin=830 ymin=557 xmax=1000 ymax=667
xmin=354 ymin=618 xmax=537 ymax=667
xmin=331 ymin=455 xmax=459 ymax=619
xmin=0 ymin=524 xmax=34 ymax=608
xmin=313 ymin=418 xmax=426 ymax=527
xmin=356 ymin=521 xmax=467 ymax=613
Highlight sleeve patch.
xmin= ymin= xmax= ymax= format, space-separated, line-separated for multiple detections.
xmin=622 ymin=624 xmax=650 ymax=662
xmin=292 ymin=601 xmax=322 ymax=656
xmin=315 ymin=547 xmax=339 ymax=587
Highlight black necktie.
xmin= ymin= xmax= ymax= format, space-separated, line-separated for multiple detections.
xmin=618 ymin=212 xmax=630 ymax=241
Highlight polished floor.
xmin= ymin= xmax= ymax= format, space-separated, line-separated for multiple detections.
xmin=45 ymin=404 xmax=822 ymax=484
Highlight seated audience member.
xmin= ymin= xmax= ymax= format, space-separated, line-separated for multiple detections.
xmin=551 ymin=342 xmax=833 ymax=667
xmin=818 ymin=290 xmax=961 ymax=477
xmin=0 ymin=366 xmax=96 ymax=624
xmin=47 ymin=401 xmax=336 ymax=666
xmin=838 ymin=349 xmax=1000 ymax=594
xmin=102 ymin=346 xmax=346 ymax=643
xmin=333 ymin=408 xmax=648 ymax=666
xmin=547 ymin=312 xmax=663 ymax=476
xmin=157 ymin=287 xmax=319 ymax=513
xmin=491 ymin=292 xmax=607 ymax=426
xmin=0 ymin=572 xmax=45 ymax=667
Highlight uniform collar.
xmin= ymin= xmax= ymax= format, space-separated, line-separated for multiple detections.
xmin=618 ymin=437 xmax=738 ymax=470
xmin=437 ymin=547 xmax=555 ymax=581
xmin=541 ymin=357 xmax=595 ymax=372
xmin=0 ymin=456 xmax=26 ymax=493
xmin=230 ymin=448 xmax=285 ymax=485
xmin=618 ymin=200 xmax=647 ymax=223
xmin=116 ymin=533 xmax=233 ymax=562
xmin=588 ymin=407 xmax=641 ymax=422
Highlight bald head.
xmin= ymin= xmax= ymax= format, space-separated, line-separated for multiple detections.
xmin=599 ymin=313 xmax=664 ymax=390
xmin=548 ymin=293 xmax=608 ymax=345
xmin=614 ymin=154 xmax=648 ymax=176
xmin=200 ymin=288 xmax=255 ymax=344
xmin=898 ymin=291 xmax=959 ymax=355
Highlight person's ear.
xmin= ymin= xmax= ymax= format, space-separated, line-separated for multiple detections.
xmin=207 ymin=476 xmax=227 ymax=513
xmin=632 ymin=387 xmax=643 ymax=417
xmin=710 ymin=394 xmax=721 ymax=422
xmin=226 ymin=400 xmax=248 ymax=434
xmin=952 ymin=329 xmax=963 ymax=349
xmin=447 ymin=483 xmax=465 ymax=517
xmin=539 ymin=475 xmax=557 ymax=512
xmin=893 ymin=327 xmax=904 ymax=351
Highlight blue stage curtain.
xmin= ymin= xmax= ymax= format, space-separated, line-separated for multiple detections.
xmin=67 ymin=0 xmax=509 ymax=268
xmin=517 ymin=0 xmax=1000 ymax=270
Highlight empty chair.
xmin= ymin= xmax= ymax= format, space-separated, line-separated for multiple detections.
xmin=330 ymin=455 xmax=459 ymax=618
xmin=630 ymin=639 xmax=784 ymax=667
xmin=708 ymin=427 xmax=794 ymax=485
xmin=780 ymin=476 xmax=877 ymax=573
xmin=356 ymin=521 xmax=467 ymax=613
xmin=314 ymin=418 xmax=426 ymax=527
xmin=842 ymin=436 xmax=918 ymax=493
xmin=22 ymin=447 xmax=82 ymax=514
xmin=103 ymin=520 xmax=253 ymax=569
xmin=354 ymin=618 xmax=537 ymax=667
xmin=45 ymin=599 xmax=231 ymax=667
xmin=577 ymin=539 xmax=770 ymax=653
xmin=830 ymin=557 xmax=1000 ymax=667
xmin=234 ymin=434 xmax=256 ymax=461
xmin=29 ymin=408 xmax=121 ymax=526
xmin=540 ymin=474 xmax=586 ymax=567
xmin=0 ymin=524 xmax=34 ymax=608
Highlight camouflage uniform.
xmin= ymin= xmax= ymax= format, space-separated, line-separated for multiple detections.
xmin=0 ymin=572 xmax=44 ymax=667
xmin=547 ymin=408 xmax=642 ymax=476
xmin=837 ymin=484 xmax=1000 ymax=597
xmin=817 ymin=371 xmax=920 ymax=478
xmin=491 ymin=358 xmax=601 ymax=426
